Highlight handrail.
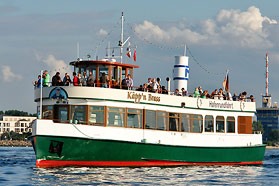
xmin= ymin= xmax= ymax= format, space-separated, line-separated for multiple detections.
xmin=35 ymin=81 xmax=255 ymax=102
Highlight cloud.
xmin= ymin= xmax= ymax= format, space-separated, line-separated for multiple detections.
xmin=99 ymin=28 xmax=108 ymax=36
xmin=134 ymin=6 xmax=277 ymax=48
xmin=1 ymin=65 xmax=22 ymax=82
xmin=36 ymin=54 xmax=71 ymax=77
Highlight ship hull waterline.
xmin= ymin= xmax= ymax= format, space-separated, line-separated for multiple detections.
xmin=30 ymin=135 xmax=266 ymax=168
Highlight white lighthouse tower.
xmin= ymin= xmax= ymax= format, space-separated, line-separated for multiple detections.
xmin=173 ymin=48 xmax=189 ymax=91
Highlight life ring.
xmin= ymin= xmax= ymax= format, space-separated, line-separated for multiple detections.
xmin=240 ymin=101 xmax=245 ymax=111
xmin=197 ymin=98 xmax=202 ymax=108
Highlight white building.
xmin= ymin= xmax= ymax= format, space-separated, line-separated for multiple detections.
xmin=0 ymin=116 xmax=37 ymax=134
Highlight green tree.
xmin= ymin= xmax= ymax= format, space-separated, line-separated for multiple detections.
xmin=1 ymin=132 xmax=10 ymax=140
xmin=252 ymin=121 xmax=264 ymax=134
xmin=4 ymin=110 xmax=29 ymax=116
xmin=269 ymin=129 xmax=279 ymax=142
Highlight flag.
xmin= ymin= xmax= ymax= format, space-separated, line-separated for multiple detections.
xmin=112 ymin=49 xmax=114 ymax=57
xmin=223 ymin=71 xmax=229 ymax=92
xmin=133 ymin=49 xmax=136 ymax=61
xmin=126 ymin=42 xmax=131 ymax=58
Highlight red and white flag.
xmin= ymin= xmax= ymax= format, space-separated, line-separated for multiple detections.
xmin=133 ymin=49 xmax=136 ymax=61
xmin=126 ymin=42 xmax=131 ymax=58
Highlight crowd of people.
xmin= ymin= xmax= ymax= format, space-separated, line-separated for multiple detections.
xmin=173 ymin=86 xmax=255 ymax=102
xmin=33 ymin=70 xmax=134 ymax=88
xmin=135 ymin=78 xmax=168 ymax=94
xmin=33 ymin=71 xmax=255 ymax=102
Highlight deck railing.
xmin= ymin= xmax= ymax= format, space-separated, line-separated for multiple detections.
xmin=34 ymin=81 xmax=255 ymax=102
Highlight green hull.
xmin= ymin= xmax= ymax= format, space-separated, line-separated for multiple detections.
xmin=30 ymin=135 xmax=266 ymax=167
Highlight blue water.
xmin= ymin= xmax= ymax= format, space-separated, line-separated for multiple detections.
xmin=0 ymin=147 xmax=278 ymax=185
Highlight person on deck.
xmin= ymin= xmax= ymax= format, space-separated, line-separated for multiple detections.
xmin=81 ymin=72 xmax=88 ymax=86
xmin=33 ymin=75 xmax=42 ymax=88
xmin=211 ymin=89 xmax=218 ymax=99
xmin=100 ymin=73 xmax=108 ymax=88
xmin=151 ymin=78 xmax=159 ymax=93
xmin=52 ymin=72 xmax=63 ymax=86
xmin=174 ymin=89 xmax=181 ymax=96
xmin=126 ymin=74 xmax=133 ymax=89
xmin=87 ymin=71 xmax=95 ymax=86
xmin=42 ymin=70 xmax=50 ymax=87
xmin=181 ymin=88 xmax=187 ymax=96
xmin=194 ymin=88 xmax=200 ymax=98
xmin=73 ymin=72 xmax=79 ymax=86
xmin=63 ymin=73 xmax=71 ymax=86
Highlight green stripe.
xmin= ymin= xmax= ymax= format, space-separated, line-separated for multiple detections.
xmin=33 ymin=135 xmax=266 ymax=163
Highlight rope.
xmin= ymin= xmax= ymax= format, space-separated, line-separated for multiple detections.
xmin=124 ymin=20 xmax=225 ymax=76
xmin=71 ymin=123 xmax=95 ymax=139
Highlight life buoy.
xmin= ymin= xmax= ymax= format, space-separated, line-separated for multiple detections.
xmin=197 ymin=98 xmax=202 ymax=108
xmin=240 ymin=101 xmax=245 ymax=111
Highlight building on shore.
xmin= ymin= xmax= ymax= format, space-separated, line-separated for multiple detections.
xmin=256 ymin=53 xmax=279 ymax=141
xmin=256 ymin=95 xmax=279 ymax=141
xmin=0 ymin=116 xmax=37 ymax=135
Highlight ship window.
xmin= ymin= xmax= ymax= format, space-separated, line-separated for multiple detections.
xmin=181 ymin=114 xmax=191 ymax=132
xmin=145 ymin=110 xmax=156 ymax=129
xmin=88 ymin=106 xmax=105 ymax=126
xmin=122 ymin=69 xmax=126 ymax=80
xmin=193 ymin=115 xmax=203 ymax=133
xmin=205 ymin=115 xmax=214 ymax=132
xmin=127 ymin=109 xmax=142 ymax=128
xmin=111 ymin=66 xmax=117 ymax=81
xmin=87 ymin=65 xmax=97 ymax=82
xmin=216 ymin=116 xmax=225 ymax=133
xmin=42 ymin=106 xmax=53 ymax=119
xmin=127 ymin=68 xmax=132 ymax=76
xmin=107 ymin=107 xmax=125 ymax=127
xmin=80 ymin=66 xmax=86 ymax=75
xmin=227 ymin=116 xmax=235 ymax=133
xmin=156 ymin=111 xmax=167 ymax=130
xmin=99 ymin=65 xmax=109 ymax=78
xmin=71 ymin=106 xmax=86 ymax=124
xmin=169 ymin=113 xmax=179 ymax=131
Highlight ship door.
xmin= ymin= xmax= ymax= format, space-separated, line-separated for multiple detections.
xmin=54 ymin=105 xmax=69 ymax=123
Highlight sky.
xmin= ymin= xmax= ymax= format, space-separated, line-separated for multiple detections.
xmin=1 ymin=0 xmax=279 ymax=113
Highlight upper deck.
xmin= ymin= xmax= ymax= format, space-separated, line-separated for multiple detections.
xmin=34 ymin=86 xmax=256 ymax=113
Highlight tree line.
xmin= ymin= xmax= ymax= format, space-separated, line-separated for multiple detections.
xmin=0 ymin=110 xmax=37 ymax=117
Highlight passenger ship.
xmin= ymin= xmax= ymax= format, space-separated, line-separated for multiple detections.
xmin=29 ymin=13 xmax=265 ymax=167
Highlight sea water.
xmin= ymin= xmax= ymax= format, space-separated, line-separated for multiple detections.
xmin=0 ymin=147 xmax=278 ymax=186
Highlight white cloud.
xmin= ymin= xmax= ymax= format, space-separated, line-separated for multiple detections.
xmin=134 ymin=6 xmax=277 ymax=48
xmin=1 ymin=65 xmax=22 ymax=82
xmin=99 ymin=28 xmax=108 ymax=36
xmin=36 ymin=54 xmax=71 ymax=77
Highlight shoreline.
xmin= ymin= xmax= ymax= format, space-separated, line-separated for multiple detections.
xmin=0 ymin=140 xmax=32 ymax=147
xmin=266 ymin=146 xmax=279 ymax=149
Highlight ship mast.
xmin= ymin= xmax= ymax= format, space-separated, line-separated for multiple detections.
xmin=120 ymin=12 xmax=124 ymax=63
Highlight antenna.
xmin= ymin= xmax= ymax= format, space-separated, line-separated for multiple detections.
xmin=184 ymin=44 xmax=186 ymax=56
xmin=120 ymin=12 xmax=124 ymax=63
xmin=77 ymin=42 xmax=80 ymax=59
xmin=266 ymin=53 xmax=269 ymax=96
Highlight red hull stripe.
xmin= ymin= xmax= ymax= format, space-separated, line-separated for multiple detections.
xmin=37 ymin=160 xmax=263 ymax=168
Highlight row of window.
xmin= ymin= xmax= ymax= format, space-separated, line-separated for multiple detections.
xmin=0 ymin=123 xmax=10 ymax=127
xmin=43 ymin=105 xmax=241 ymax=133
xmin=0 ymin=128 xmax=10 ymax=132
xmin=4 ymin=118 xmax=32 ymax=121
